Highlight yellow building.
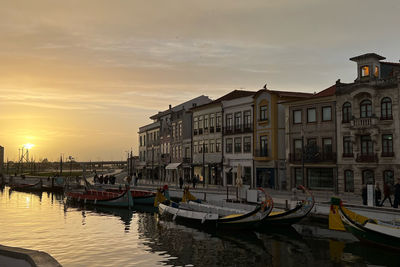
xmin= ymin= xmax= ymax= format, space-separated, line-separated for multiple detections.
xmin=253 ymin=89 xmax=311 ymax=189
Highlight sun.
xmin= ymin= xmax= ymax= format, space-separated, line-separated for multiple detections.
xmin=23 ymin=143 xmax=35 ymax=149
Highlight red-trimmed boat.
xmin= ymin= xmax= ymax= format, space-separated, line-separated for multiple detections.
xmin=66 ymin=187 xmax=133 ymax=208
xmin=106 ymin=188 xmax=155 ymax=205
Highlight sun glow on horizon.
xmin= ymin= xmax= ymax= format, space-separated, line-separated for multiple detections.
xmin=23 ymin=143 xmax=35 ymax=149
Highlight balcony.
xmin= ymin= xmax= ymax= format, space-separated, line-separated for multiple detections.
xmin=356 ymin=153 xmax=378 ymax=163
xmin=289 ymin=152 xmax=337 ymax=164
xmin=182 ymin=157 xmax=191 ymax=164
xmin=350 ymin=117 xmax=377 ymax=129
xmin=381 ymin=152 xmax=395 ymax=157
xmin=223 ymin=124 xmax=253 ymax=135
xmin=255 ymin=149 xmax=268 ymax=157
xmin=342 ymin=153 xmax=354 ymax=158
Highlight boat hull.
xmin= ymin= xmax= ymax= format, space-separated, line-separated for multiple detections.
xmin=66 ymin=189 xmax=133 ymax=208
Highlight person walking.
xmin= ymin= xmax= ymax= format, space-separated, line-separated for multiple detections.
xmin=374 ymin=183 xmax=381 ymax=207
xmin=192 ymin=175 xmax=197 ymax=189
xmin=361 ymin=184 xmax=367 ymax=205
xmin=393 ymin=179 xmax=400 ymax=208
xmin=380 ymin=182 xmax=393 ymax=207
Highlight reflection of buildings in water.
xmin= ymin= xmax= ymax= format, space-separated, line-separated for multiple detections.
xmin=136 ymin=215 xmax=273 ymax=267
xmin=8 ymin=187 xmax=43 ymax=201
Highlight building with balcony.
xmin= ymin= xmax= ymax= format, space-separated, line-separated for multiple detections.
xmin=255 ymin=89 xmax=312 ymax=190
xmin=137 ymin=121 xmax=160 ymax=180
xmin=336 ymin=53 xmax=400 ymax=194
xmin=221 ymin=92 xmax=256 ymax=187
xmin=191 ymin=90 xmax=254 ymax=187
xmin=285 ymin=85 xmax=337 ymax=191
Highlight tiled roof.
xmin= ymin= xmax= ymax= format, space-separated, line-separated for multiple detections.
xmin=350 ymin=53 xmax=386 ymax=61
xmin=191 ymin=90 xmax=256 ymax=110
xmin=268 ymin=89 xmax=313 ymax=98
xmin=313 ymin=84 xmax=336 ymax=97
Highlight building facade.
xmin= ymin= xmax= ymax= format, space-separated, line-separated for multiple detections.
xmin=0 ymin=146 xmax=4 ymax=175
xmin=336 ymin=53 xmax=400 ymax=194
xmin=221 ymin=94 xmax=255 ymax=187
xmin=285 ymin=86 xmax=337 ymax=191
xmin=254 ymin=89 xmax=311 ymax=190
xmin=137 ymin=121 xmax=160 ymax=180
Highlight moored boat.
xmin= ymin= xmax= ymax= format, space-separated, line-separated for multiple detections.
xmin=9 ymin=180 xmax=43 ymax=192
xmin=106 ymin=188 xmax=156 ymax=205
xmin=157 ymin=188 xmax=274 ymax=230
xmin=331 ymin=197 xmax=400 ymax=250
xmin=258 ymin=185 xmax=315 ymax=227
xmin=65 ymin=186 xmax=133 ymax=208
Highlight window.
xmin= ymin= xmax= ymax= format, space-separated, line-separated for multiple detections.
xmin=204 ymin=115 xmax=208 ymax=130
xmin=198 ymin=116 xmax=203 ymax=134
xmin=322 ymin=106 xmax=332 ymax=121
xmin=260 ymin=105 xmax=268 ymax=121
xmin=381 ymin=97 xmax=392 ymax=120
xmin=243 ymin=167 xmax=251 ymax=186
xmin=179 ymin=122 xmax=182 ymax=137
xmin=360 ymin=99 xmax=372 ymax=118
xmin=260 ymin=136 xmax=268 ymax=157
xmin=361 ymin=135 xmax=373 ymax=155
xmin=383 ymin=170 xmax=394 ymax=185
xmin=216 ymin=139 xmax=221 ymax=152
xmin=140 ymin=136 xmax=143 ymax=146
xmin=172 ymin=123 xmax=176 ymax=138
xmin=374 ymin=66 xmax=379 ymax=77
xmin=382 ymin=134 xmax=393 ymax=156
xmin=362 ymin=170 xmax=374 ymax=185
xmin=244 ymin=111 xmax=251 ymax=129
xmin=294 ymin=168 xmax=303 ymax=187
xmin=308 ymin=168 xmax=334 ymax=189
xmin=342 ymin=102 xmax=352 ymax=123
xmin=209 ymin=140 xmax=214 ymax=153
xmin=226 ymin=114 xmax=233 ymax=129
xmin=194 ymin=117 xmax=198 ymax=135
xmin=343 ymin=137 xmax=353 ymax=157
xmin=307 ymin=108 xmax=316 ymax=123
xmin=234 ymin=112 xmax=241 ymax=130
xmin=234 ymin=138 xmax=242 ymax=153
xmin=293 ymin=110 xmax=302 ymax=124
xmin=216 ymin=114 xmax=222 ymax=132
xmin=294 ymin=139 xmax=303 ymax=161
xmin=243 ymin=136 xmax=251 ymax=153
xmin=344 ymin=170 xmax=354 ymax=192
xmin=361 ymin=65 xmax=370 ymax=77
xmin=323 ymin=138 xmax=332 ymax=159
xmin=210 ymin=114 xmax=215 ymax=132
xmin=226 ymin=138 xmax=233 ymax=153
xmin=204 ymin=142 xmax=208 ymax=153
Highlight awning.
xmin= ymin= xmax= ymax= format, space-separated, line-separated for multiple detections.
xmin=165 ymin=163 xmax=182 ymax=170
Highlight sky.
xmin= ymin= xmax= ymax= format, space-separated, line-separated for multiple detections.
xmin=1 ymin=0 xmax=400 ymax=162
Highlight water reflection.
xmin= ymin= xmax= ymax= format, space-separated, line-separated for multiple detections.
xmin=1 ymin=188 xmax=400 ymax=267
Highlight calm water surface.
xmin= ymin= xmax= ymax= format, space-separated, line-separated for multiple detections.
xmin=0 ymin=186 xmax=399 ymax=267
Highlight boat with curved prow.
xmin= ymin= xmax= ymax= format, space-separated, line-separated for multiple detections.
xmin=258 ymin=185 xmax=315 ymax=227
xmin=331 ymin=197 xmax=400 ymax=250
xmin=157 ymin=188 xmax=274 ymax=230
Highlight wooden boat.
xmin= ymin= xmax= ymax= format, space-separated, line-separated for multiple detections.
xmin=106 ymin=188 xmax=156 ymax=205
xmin=330 ymin=197 xmax=400 ymax=250
xmin=157 ymin=188 xmax=274 ymax=230
xmin=65 ymin=187 xmax=133 ymax=208
xmin=258 ymin=185 xmax=315 ymax=227
xmin=9 ymin=180 xmax=43 ymax=192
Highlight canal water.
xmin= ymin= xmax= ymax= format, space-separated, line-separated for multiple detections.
xmin=0 ymin=186 xmax=399 ymax=267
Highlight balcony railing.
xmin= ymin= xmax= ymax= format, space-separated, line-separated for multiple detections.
xmin=381 ymin=152 xmax=395 ymax=157
xmin=255 ymin=149 xmax=268 ymax=157
xmin=223 ymin=124 xmax=253 ymax=135
xmin=356 ymin=153 xmax=379 ymax=163
xmin=289 ymin=152 xmax=337 ymax=163
xmin=342 ymin=153 xmax=354 ymax=158
xmin=350 ymin=117 xmax=377 ymax=129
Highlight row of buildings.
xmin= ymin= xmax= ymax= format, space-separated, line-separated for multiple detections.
xmin=136 ymin=53 xmax=400 ymax=194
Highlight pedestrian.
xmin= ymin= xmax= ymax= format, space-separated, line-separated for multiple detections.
xmin=192 ymin=175 xmax=197 ymax=189
xmin=393 ymin=178 xmax=400 ymax=208
xmin=374 ymin=183 xmax=381 ymax=207
xmin=179 ymin=176 xmax=184 ymax=189
xmin=361 ymin=184 xmax=367 ymax=205
xmin=380 ymin=182 xmax=393 ymax=207
xmin=99 ymin=175 xmax=104 ymax=184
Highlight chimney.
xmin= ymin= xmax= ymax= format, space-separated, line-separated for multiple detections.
xmin=169 ymin=104 xmax=172 ymax=109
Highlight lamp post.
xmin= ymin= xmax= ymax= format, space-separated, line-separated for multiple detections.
xmin=151 ymin=145 xmax=154 ymax=184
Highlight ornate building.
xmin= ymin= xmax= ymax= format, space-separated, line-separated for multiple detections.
xmin=336 ymin=53 xmax=400 ymax=194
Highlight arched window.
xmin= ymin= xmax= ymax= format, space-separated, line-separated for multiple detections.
xmin=381 ymin=97 xmax=392 ymax=120
xmin=344 ymin=170 xmax=354 ymax=192
xmin=342 ymin=102 xmax=352 ymax=123
xmin=360 ymin=99 xmax=372 ymax=118
xmin=362 ymin=169 xmax=374 ymax=185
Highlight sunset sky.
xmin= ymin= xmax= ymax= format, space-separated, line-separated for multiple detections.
xmin=1 ymin=0 xmax=400 ymax=161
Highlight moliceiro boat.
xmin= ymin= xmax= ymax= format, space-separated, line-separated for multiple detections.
xmin=105 ymin=188 xmax=156 ymax=205
xmin=330 ymin=197 xmax=400 ymax=250
xmin=9 ymin=180 xmax=43 ymax=192
xmin=65 ymin=185 xmax=134 ymax=208
xmin=258 ymin=185 xmax=315 ymax=227
xmin=157 ymin=188 xmax=274 ymax=230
